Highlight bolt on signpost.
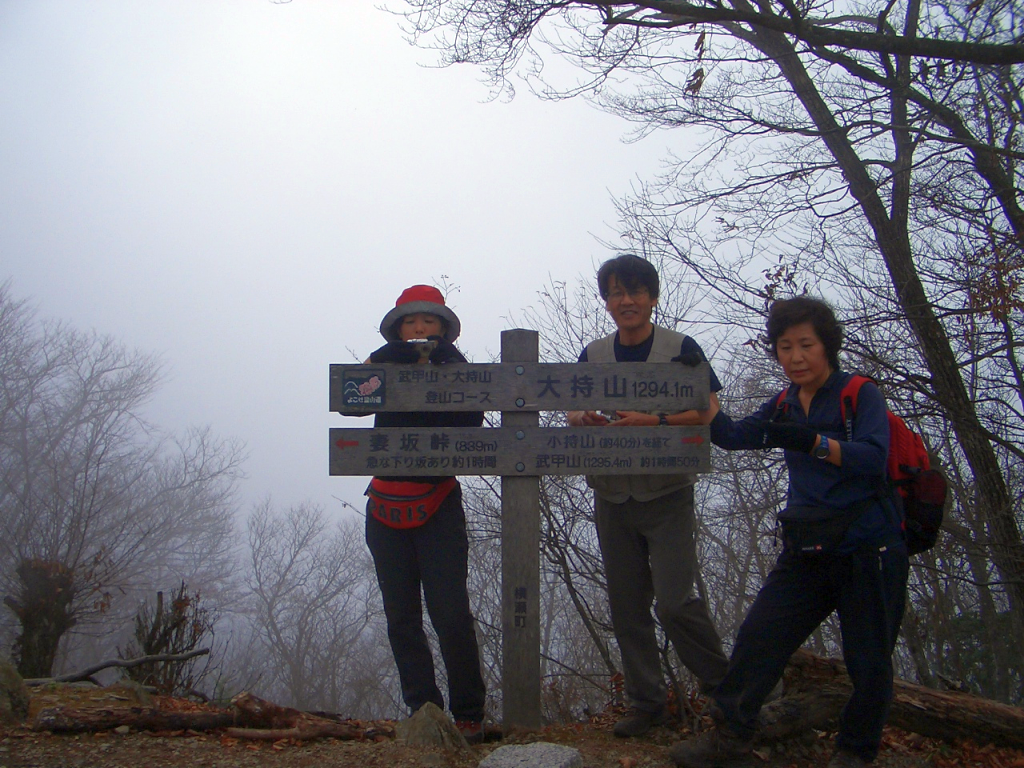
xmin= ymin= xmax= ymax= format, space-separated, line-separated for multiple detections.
xmin=329 ymin=329 xmax=711 ymax=732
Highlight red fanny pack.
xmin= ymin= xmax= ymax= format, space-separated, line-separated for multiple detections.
xmin=366 ymin=477 xmax=457 ymax=529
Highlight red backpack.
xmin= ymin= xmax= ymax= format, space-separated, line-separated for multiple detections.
xmin=775 ymin=375 xmax=948 ymax=554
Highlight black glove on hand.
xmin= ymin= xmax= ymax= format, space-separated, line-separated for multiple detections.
xmin=765 ymin=422 xmax=819 ymax=453
xmin=369 ymin=341 xmax=421 ymax=364
xmin=427 ymin=336 xmax=466 ymax=364
xmin=671 ymin=351 xmax=704 ymax=367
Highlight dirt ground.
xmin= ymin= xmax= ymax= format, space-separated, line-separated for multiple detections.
xmin=4 ymin=684 xmax=1024 ymax=768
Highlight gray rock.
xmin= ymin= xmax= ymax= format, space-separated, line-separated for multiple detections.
xmin=0 ymin=658 xmax=29 ymax=723
xmin=395 ymin=702 xmax=469 ymax=750
xmin=478 ymin=742 xmax=583 ymax=768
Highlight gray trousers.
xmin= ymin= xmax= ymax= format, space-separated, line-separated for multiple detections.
xmin=596 ymin=485 xmax=729 ymax=712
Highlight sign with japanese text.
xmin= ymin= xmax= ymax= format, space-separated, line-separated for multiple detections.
xmin=329 ymin=331 xmax=715 ymax=732
xmin=329 ymin=426 xmax=710 ymax=476
xmin=330 ymin=362 xmax=710 ymax=413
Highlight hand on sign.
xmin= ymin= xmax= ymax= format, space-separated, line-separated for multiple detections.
xmin=671 ymin=351 xmax=704 ymax=367
xmin=368 ymin=341 xmax=421 ymax=364
xmin=426 ymin=336 xmax=466 ymax=364
xmin=607 ymin=411 xmax=659 ymax=427
xmin=764 ymin=422 xmax=818 ymax=453
xmin=571 ymin=411 xmax=610 ymax=426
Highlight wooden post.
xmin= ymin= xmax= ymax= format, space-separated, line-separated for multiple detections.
xmin=500 ymin=329 xmax=541 ymax=732
xmin=329 ymin=345 xmax=711 ymax=731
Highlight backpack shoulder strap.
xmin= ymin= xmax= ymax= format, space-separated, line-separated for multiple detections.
xmin=839 ymin=374 xmax=874 ymax=440
xmin=772 ymin=386 xmax=793 ymax=422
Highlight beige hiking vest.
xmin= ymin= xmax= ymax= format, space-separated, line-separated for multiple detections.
xmin=585 ymin=326 xmax=696 ymax=503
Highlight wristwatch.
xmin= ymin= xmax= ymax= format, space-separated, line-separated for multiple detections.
xmin=814 ymin=436 xmax=830 ymax=459
xmin=658 ymin=415 xmax=670 ymax=426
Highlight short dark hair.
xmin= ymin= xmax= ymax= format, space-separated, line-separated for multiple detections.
xmin=766 ymin=296 xmax=843 ymax=370
xmin=596 ymin=254 xmax=660 ymax=300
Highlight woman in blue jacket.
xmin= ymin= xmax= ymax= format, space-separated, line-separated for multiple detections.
xmin=669 ymin=296 xmax=909 ymax=768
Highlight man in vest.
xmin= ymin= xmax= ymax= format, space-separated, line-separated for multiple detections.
xmin=567 ymin=254 xmax=728 ymax=738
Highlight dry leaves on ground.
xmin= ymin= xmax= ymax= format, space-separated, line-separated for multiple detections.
xmin=5 ymin=684 xmax=1024 ymax=768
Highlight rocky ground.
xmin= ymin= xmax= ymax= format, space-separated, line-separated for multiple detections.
xmin=3 ymin=683 xmax=1024 ymax=768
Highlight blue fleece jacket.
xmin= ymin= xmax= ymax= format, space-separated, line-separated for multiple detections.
xmin=710 ymin=370 xmax=903 ymax=550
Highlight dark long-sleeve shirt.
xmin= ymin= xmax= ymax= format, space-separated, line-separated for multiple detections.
xmin=371 ymin=346 xmax=484 ymax=485
xmin=710 ymin=370 xmax=902 ymax=550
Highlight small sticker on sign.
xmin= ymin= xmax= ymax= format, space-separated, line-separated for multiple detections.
xmin=343 ymin=369 xmax=386 ymax=408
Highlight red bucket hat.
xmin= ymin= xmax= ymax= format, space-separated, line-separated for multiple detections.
xmin=379 ymin=285 xmax=461 ymax=342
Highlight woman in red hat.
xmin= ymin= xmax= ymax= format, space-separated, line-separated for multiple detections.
xmin=363 ymin=285 xmax=486 ymax=742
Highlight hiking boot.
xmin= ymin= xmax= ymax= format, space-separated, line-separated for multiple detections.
xmin=827 ymin=750 xmax=870 ymax=767
xmin=668 ymin=726 xmax=753 ymax=767
xmin=454 ymin=719 xmax=483 ymax=745
xmin=613 ymin=707 xmax=670 ymax=737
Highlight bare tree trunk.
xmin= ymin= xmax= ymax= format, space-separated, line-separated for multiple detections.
xmin=539 ymin=486 xmax=618 ymax=677
xmin=24 ymin=649 xmax=211 ymax=686
xmin=4 ymin=560 xmax=77 ymax=678
xmin=745 ymin=19 xmax=1024 ymax=648
xmin=32 ymin=691 xmax=360 ymax=740
xmin=760 ymin=650 xmax=1024 ymax=750
xmin=33 ymin=707 xmax=236 ymax=733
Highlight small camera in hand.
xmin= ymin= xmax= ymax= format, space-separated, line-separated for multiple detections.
xmin=408 ymin=339 xmax=439 ymax=362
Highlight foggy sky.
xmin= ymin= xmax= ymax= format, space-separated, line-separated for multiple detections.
xmin=0 ymin=1 xmax=671 ymax=517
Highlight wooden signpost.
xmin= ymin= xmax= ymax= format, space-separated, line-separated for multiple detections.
xmin=329 ymin=329 xmax=711 ymax=731
xmin=329 ymin=362 xmax=709 ymax=414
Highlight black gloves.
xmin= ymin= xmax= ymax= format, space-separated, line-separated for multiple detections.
xmin=765 ymin=422 xmax=818 ymax=453
xmin=671 ymin=350 xmax=704 ymax=366
xmin=426 ymin=336 xmax=467 ymax=364
xmin=369 ymin=341 xmax=421 ymax=364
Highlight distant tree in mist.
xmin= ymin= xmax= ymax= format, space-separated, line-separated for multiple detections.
xmin=239 ymin=500 xmax=397 ymax=715
xmin=0 ymin=282 xmax=244 ymax=678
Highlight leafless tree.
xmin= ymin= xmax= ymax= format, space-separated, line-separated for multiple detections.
xmin=118 ymin=582 xmax=218 ymax=697
xmin=394 ymin=0 xmax=1024 ymax=703
xmin=0 ymin=283 xmax=243 ymax=677
xmin=241 ymin=500 xmax=394 ymax=715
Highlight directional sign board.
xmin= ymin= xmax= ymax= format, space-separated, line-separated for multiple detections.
xmin=330 ymin=362 xmax=710 ymax=413
xmin=330 ymin=426 xmax=710 ymax=476
xmin=329 ymin=332 xmax=715 ymax=734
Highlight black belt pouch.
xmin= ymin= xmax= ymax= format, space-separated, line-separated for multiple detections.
xmin=777 ymin=504 xmax=866 ymax=556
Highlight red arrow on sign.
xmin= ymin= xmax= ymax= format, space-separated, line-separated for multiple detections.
xmin=335 ymin=439 xmax=360 ymax=449
xmin=680 ymin=435 xmax=705 ymax=445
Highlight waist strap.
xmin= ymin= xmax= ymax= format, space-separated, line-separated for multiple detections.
xmin=366 ymin=477 xmax=457 ymax=529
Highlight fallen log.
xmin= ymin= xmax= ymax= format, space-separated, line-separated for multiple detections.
xmin=227 ymin=692 xmax=360 ymax=740
xmin=31 ymin=689 xmax=358 ymax=740
xmin=224 ymin=722 xmax=360 ymax=741
xmin=757 ymin=649 xmax=1024 ymax=750
xmin=24 ymin=649 xmax=210 ymax=686
xmin=33 ymin=707 xmax=235 ymax=733
xmin=229 ymin=691 xmax=301 ymax=728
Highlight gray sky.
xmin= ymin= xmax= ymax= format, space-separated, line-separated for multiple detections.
xmin=0 ymin=1 xmax=670 ymax=516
